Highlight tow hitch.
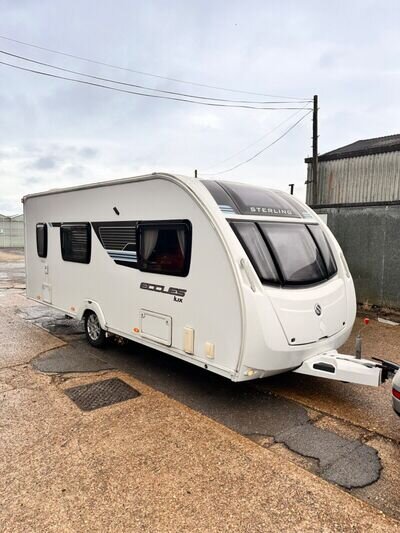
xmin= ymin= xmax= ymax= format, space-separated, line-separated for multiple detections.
xmin=371 ymin=357 xmax=400 ymax=382
xmin=293 ymin=351 xmax=386 ymax=386
xmin=293 ymin=317 xmax=400 ymax=387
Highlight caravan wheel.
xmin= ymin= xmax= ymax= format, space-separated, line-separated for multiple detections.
xmin=84 ymin=311 xmax=107 ymax=348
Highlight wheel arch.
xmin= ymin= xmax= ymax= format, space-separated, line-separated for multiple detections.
xmin=77 ymin=300 xmax=107 ymax=330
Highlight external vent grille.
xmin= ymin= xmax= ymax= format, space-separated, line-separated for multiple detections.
xmin=98 ymin=225 xmax=137 ymax=251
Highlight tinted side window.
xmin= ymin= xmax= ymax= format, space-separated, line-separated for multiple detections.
xmin=60 ymin=223 xmax=91 ymax=264
xmin=138 ymin=221 xmax=191 ymax=276
xmin=231 ymin=222 xmax=279 ymax=283
xmin=36 ymin=223 xmax=48 ymax=258
xmin=307 ymin=224 xmax=337 ymax=278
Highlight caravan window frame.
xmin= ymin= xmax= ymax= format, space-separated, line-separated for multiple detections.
xmin=230 ymin=220 xmax=338 ymax=288
xmin=60 ymin=222 xmax=91 ymax=264
xmin=137 ymin=220 xmax=192 ymax=277
xmin=230 ymin=221 xmax=280 ymax=284
xmin=36 ymin=223 xmax=48 ymax=258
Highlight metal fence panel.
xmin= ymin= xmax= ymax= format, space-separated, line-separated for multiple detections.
xmin=316 ymin=206 xmax=400 ymax=309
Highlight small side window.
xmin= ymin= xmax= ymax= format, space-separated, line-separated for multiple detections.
xmin=60 ymin=223 xmax=91 ymax=264
xmin=138 ymin=221 xmax=191 ymax=276
xmin=307 ymin=224 xmax=337 ymax=278
xmin=36 ymin=223 xmax=48 ymax=258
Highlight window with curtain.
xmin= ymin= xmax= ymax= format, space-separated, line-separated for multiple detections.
xmin=138 ymin=221 xmax=191 ymax=276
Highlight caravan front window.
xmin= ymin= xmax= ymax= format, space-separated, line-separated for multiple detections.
xmin=138 ymin=221 xmax=192 ymax=277
xmin=231 ymin=221 xmax=337 ymax=287
xmin=259 ymin=223 xmax=326 ymax=285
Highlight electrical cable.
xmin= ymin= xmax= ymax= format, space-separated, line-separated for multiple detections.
xmin=200 ymin=110 xmax=312 ymax=175
xmin=0 ymin=59 xmax=310 ymax=110
xmin=0 ymin=50 xmax=311 ymax=105
xmin=0 ymin=34 xmax=311 ymax=101
xmin=200 ymin=105 xmax=311 ymax=172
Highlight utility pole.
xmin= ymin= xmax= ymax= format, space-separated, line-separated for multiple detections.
xmin=312 ymin=94 xmax=318 ymax=205
xmin=194 ymin=169 xmax=198 ymax=178
xmin=289 ymin=183 xmax=294 ymax=195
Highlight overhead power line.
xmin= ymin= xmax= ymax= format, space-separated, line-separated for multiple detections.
xmin=200 ymin=110 xmax=312 ymax=175
xmin=0 ymin=59 xmax=310 ymax=111
xmin=0 ymin=50 xmax=311 ymax=105
xmin=200 ymin=105 xmax=311 ymax=172
xmin=0 ymin=34 xmax=310 ymax=101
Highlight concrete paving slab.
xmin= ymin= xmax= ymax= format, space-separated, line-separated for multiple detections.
xmin=0 ymin=369 xmax=80 ymax=459
xmin=353 ymin=436 xmax=400 ymax=520
xmin=34 ymin=338 xmax=385 ymax=489
xmin=1 ymin=368 xmax=399 ymax=532
xmin=0 ymin=306 xmax=65 ymax=369
xmin=314 ymin=414 xmax=371 ymax=441
xmin=0 ymin=289 xmax=33 ymax=308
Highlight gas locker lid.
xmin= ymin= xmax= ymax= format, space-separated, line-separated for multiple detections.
xmin=268 ymin=277 xmax=347 ymax=345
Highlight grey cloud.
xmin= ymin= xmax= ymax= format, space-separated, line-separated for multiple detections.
xmin=63 ymin=164 xmax=85 ymax=177
xmin=79 ymin=147 xmax=98 ymax=158
xmin=31 ymin=156 xmax=58 ymax=170
xmin=23 ymin=176 xmax=43 ymax=185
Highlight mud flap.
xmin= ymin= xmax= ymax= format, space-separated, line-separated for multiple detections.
xmin=293 ymin=351 xmax=382 ymax=387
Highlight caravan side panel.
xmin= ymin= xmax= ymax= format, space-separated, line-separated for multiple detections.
xmin=24 ymin=177 xmax=243 ymax=377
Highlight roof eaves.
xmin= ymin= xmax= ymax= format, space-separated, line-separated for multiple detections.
xmin=305 ymin=142 xmax=400 ymax=163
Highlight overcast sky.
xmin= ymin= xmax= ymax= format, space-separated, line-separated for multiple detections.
xmin=1 ymin=0 xmax=400 ymax=214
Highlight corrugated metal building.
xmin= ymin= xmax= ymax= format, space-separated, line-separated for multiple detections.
xmin=306 ymin=134 xmax=400 ymax=205
xmin=305 ymin=134 xmax=400 ymax=310
xmin=0 ymin=214 xmax=24 ymax=248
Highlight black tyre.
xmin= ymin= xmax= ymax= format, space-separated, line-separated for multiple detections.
xmin=84 ymin=311 xmax=107 ymax=348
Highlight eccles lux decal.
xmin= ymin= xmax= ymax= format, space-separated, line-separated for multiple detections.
xmin=140 ymin=282 xmax=187 ymax=303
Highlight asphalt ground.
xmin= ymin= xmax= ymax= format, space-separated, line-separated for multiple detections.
xmin=2 ymin=249 xmax=400 ymax=527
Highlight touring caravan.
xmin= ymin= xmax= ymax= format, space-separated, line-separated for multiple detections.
xmin=23 ymin=173 xmax=395 ymax=386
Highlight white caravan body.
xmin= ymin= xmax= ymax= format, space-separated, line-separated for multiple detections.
xmin=23 ymin=173 xmax=383 ymax=385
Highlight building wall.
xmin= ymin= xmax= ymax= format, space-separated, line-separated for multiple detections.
xmin=315 ymin=205 xmax=400 ymax=309
xmin=0 ymin=216 xmax=24 ymax=248
xmin=306 ymin=151 xmax=400 ymax=205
